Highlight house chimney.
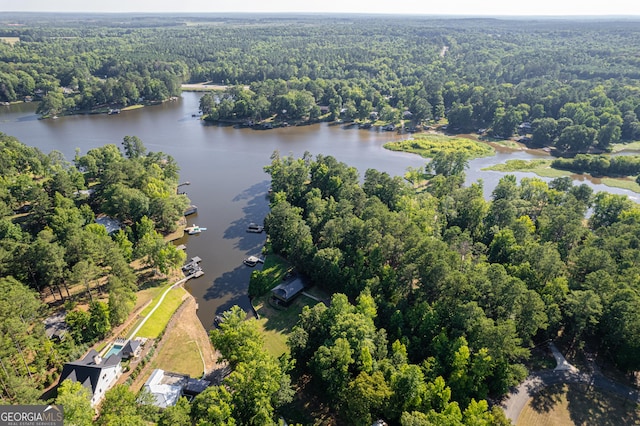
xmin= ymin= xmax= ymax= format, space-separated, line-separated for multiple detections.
xmin=93 ymin=355 xmax=102 ymax=365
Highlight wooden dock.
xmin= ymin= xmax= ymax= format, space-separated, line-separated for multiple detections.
xmin=182 ymin=256 xmax=204 ymax=277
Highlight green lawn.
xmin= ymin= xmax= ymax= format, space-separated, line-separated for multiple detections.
xmin=136 ymin=286 xmax=186 ymax=338
xmin=121 ymin=104 xmax=144 ymax=111
xmin=483 ymin=159 xmax=640 ymax=193
xmin=600 ymin=177 xmax=640 ymax=193
xmin=483 ymin=159 xmax=569 ymax=178
xmin=610 ymin=140 xmax=640 ymax=152
xmin=254 ymin=292 xmax=320 ymax=358
xmin=138 ymin=281 xmax=173 ymax=317
xmin=517 ymin=383 xmax=640 ymax=426
xmin=249 ymin=253 xmax=324 ymax=358
xmin=384 ymin=133 xmax=494 ymax=159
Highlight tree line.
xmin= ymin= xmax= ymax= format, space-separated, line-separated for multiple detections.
xmin=1 ymin=15 xmax=640 ymax=151
xmin=258 ymin=151 xmax=640 ymax=424
xmin=0 ymin=133 xmax=188 ymax=403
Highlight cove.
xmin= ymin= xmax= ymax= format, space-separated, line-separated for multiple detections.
xmin=1 ymin=92 xmax=637 ymax=329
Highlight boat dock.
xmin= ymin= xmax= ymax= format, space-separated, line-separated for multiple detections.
xmin=182 ymin=256 xmax=204 ymax=277
xmin=184 ymin=205 xmax=198 ymax=216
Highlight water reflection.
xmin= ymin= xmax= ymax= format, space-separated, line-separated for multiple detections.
xmin=2 ymin=93 xmax=639 ymax=328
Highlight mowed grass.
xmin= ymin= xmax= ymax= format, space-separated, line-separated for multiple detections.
xmin=610 ymin=140 xmax=640 ymax=152
xmin=136 ymin=286 xmax=187 ymax=338
xmin=137 ymin=281 xmax=172 ymax=315
xmin=254 ymin=292 xmax=321 ymax=358
xmin=384 ymin=133 xmax=495 ymax=159
xmin=121 ymin=104 xmax=144 ymax=111
xmin=146 ymin=300 xmax=211 ymax=378
xmin=250 ymin=254 xmax=323 ymax=358
xmin=517 ymin=383 xmax=640 ymax=426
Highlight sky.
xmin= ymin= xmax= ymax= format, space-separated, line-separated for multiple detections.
xmin=3 ymin=0 xmax=640 ymax=16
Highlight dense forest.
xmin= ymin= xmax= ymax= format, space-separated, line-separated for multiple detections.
xmin=2 ymin=14 xmax=640 ymax=153
xmin=258 ymin=151 xmax=640 ymax=424
xmin=2 ymin=12 xmax=640 ymax=424
xmin=0 ymin=133 xmax=188 ymax=404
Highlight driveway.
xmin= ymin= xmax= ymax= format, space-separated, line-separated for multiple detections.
xmin=501 ymin=343 xmax=640 ymax=423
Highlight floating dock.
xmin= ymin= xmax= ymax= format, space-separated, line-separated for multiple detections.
xmin=184 ymin=205 xmax=198 ymax=216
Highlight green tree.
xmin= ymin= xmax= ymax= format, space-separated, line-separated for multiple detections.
xmin=88 ymin=301 xmax=111 ymax=340
xmin=343 ymin=371 xmax=392 ymax=426
xmin=55 ymin=380 xmax=94 ymax=426
xmin=97 ymin=385 xmax=146 ymax=426
xmin=191 ymin=386 xmax=236 ymax=426
xmin=556 ymin=124 xmax=597 ymax=153
xmin=121 ymin=136 xmax=146 ymax=159
xmin=37 ymin=89 xmax=64 ymax=117
xmin=158 ymin=397 xmax=191 ymax=426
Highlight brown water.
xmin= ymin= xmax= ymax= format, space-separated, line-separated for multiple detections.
xmin=1 ymin=93 xmax=637 ymax=328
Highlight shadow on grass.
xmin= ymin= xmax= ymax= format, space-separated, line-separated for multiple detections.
xmin=250 ymin=254 xmax=318 ymax=335
xmin=566 ymin=384 xmax=640 ymax=426
xmin=526 ymin=383 xmax=640 ymax=426
xmin=529 ymin=384 xmax=564 ymax=413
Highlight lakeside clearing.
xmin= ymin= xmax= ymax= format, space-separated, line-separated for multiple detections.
xmin=135 ymin=296 xmax=219 ymax=386
xmin=249 ymin=253 xmax=329 ymax=358
xmin=384 ymin=133 xmax=495 ymax=160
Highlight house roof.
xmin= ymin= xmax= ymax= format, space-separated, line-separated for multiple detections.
xmin=121 ymin=340 xmax=141 ymax=357
xmin=271 ymin=277 xmax=305 ymax=302
xmin=95 ymin=215 xmax=122 ymax=234
xmin=44 ymin=312 xmax=68 ymax=340
xmin=144 ymin=369 xmax=186 ymax=408
xmin=58 ymin=349 xmax=121 ymax=396
xmin=144 ymin=369 xmax=211 ymax=407
xmin=184 ymin=377 xmax=211 ymax=395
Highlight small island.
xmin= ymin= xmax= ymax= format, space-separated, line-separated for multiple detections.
xmin=383 ymin=133 xmax=495 ymax=160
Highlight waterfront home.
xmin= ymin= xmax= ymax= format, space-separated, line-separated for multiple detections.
xmin=144 ymin=369 xmax=210 ymax=408
xmin=271 ymin=277 xmax=305 ymax=305
xmin=58 ymin=350 xmax=122 ymax=407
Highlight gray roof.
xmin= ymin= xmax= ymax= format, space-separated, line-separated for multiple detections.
xmin=121 ymin=340 xmax=141 ymax=358
xmin=44 ymin=312 xmax=68 ymax=340
xmin=184 ymin=377 xmax=211 ymax=395
xmin=58 ymin=349 xmax=121 ymax=396
xmin=271 ymin=277 xmax=305 ymax=302
xmin=95 ymin=215 xmax=122 ymax=234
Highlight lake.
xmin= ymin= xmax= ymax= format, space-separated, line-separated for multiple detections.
xmin=1 ymin=92 xmax=637 ymax=329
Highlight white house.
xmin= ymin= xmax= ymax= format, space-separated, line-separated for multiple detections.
xmin=144 ymin=369 xmax=210 ymax=408
xmin=58 ymin=349 xmax=122 ymax=407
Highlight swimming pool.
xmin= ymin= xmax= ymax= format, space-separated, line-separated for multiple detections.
xmin=104 ymin=344 xmax=123 ymax=358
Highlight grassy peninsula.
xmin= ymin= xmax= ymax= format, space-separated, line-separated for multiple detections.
xmin=484 ymin=159 xmax=640 ymax=193
xmin=384 ymin=133 xmax=494 ymax=159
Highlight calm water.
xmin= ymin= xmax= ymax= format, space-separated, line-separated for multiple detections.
xmin=1 ymin=93 xmax=637 ymax=328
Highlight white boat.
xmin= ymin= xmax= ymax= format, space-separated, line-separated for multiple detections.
xmin=186 ymin=224 xmax=207 ymax=235
xmin=243 ymin=256 xmax=264 ymax=267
